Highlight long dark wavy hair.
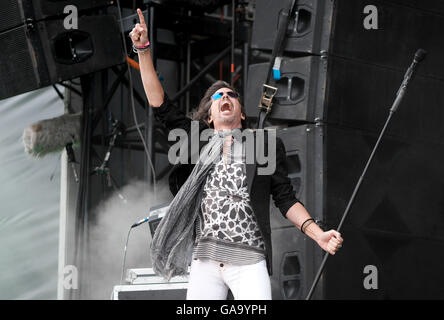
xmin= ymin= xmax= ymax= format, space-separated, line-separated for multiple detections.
xmin=192 ymin=80 xmax=247 ymax=129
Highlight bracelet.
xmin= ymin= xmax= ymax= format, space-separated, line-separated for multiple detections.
xmin=300 ymin=218 xmax=315 ymax=235
xmin=132 ymin=41 xmax=150 ymax=54
xmin=135 ymin=41 xmax=150 ymax=49
xmin=132 ymin=44 xmax=149 ymax=54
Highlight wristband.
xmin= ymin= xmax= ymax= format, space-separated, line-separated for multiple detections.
xmin=135 ymin=41 xmax=150 ymax=49
xmin=132 ymin=43 xmax=150 ymax=54
xmin=301 ymin=218 xmax=315 ymax=235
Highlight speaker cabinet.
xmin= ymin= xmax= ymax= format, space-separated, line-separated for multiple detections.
xmin=0 ymin=1 xmax=113 ymax=33
xmin=245 ymin=56 xmax=327 ymax=122
xmin=251 ymin=0 xmax=444 ymax=80
xmin=269 ymin=125 xmax=323 ymax=300
xmin=322 ymin=125 xmax=444 ymax=299
xmin=0 ymin=15 xmax=125 ymax=99
xmin=24 ymin=0 xmax=113 ymax=21
xmin=270 ymin=227 xmax=319 ymax=300
xmin=271 ymin=122 xmax=444 ymax=299
xmin=0 ymin=0 xmax=23 ymax=33
xmin=251 ymin=0 xmax=333 ymax=55
xmin=246 ymin=54 xmax=444 ymax=152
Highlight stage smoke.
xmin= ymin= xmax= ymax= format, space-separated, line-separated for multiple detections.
xmin=85 ymin=179 xmax=172 ymax=299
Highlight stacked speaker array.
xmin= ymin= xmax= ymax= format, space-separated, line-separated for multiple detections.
xmin=0 ymin=0 xmax=125 ymax=100
xmin=248 ymin=0 xmax=444 ymax=299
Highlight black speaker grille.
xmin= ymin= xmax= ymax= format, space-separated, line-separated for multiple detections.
xmin=0 ymin=0 xmax=22 ymax=32
xmin=0 ymin=27 xmax=39 ymax=99
xmin=34 ymin=0 xmax=112 ymax=20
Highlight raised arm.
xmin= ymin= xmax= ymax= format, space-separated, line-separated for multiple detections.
xmin=130 ymin=8 xmax=164 ymax=107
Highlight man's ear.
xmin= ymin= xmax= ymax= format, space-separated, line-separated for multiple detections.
xmin=241 ymin=113 xmax=246 ymax=120
xmin=208 ymin=115 xmax=213 ymax=124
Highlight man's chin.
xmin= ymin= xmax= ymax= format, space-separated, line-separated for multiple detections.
xmin=218 ymin=115 xmax=236 ymax=123
xmin=213 ymin=116 xmax=243 ymax=129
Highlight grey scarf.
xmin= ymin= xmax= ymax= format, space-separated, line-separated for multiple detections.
xmin=150 ymin=129 xmax=238 ymax=280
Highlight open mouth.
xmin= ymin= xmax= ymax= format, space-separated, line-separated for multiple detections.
xmin=220 ymin=102 xmax=232 ymax=113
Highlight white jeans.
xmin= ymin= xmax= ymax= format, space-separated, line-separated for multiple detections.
xmin=186 ymin=258 xmax=272 ymax=300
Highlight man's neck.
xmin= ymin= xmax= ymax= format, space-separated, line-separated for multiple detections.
xmin=214 ymin=125 xmax=242 ymax=132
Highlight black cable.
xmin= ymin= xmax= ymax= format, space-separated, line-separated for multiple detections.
xmin=120 ymin=227 xmax=132 ymax=285
xmin=52 ymin=84 xmax=64 ymax=101
xmin=231 ymin=0 xmax=235 ymax=86
xmin=58 ymin=82 xmax=83 ymax=97
xmin=115 ymin=1 xmax=157 ymax=200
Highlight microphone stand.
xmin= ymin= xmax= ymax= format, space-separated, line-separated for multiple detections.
xmin=93 ymin=119 xmax=127 ymax=203
xmin=120 ymin=216 xmax=151 ymax=286
xmin=305 ymin=49 xmax=427 ymax=300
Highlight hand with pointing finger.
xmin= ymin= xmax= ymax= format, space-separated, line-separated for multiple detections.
xmin=130 ymin=8 xmax=149 ymax=51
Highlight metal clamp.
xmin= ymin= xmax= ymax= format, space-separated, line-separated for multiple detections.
xmin=258 ymin=84 xmax=278 ymax=114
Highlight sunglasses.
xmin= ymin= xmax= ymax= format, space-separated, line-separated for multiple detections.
xmin=211 ymin=91 xmax=239 ymax=100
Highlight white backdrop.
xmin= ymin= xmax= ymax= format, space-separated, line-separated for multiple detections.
xmin=0 ymin=86 xmax=64 ymax=299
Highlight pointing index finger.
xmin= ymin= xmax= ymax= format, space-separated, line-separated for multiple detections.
xmin=137 ymin=8 xmax=146 ymax=26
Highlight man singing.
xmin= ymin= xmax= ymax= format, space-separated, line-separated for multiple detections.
xmin=130 ymin=9 xmax=343 ymax=300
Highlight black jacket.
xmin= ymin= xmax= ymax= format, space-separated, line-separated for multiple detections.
xmin=152 ymin=97 xmax=301 ymax=275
